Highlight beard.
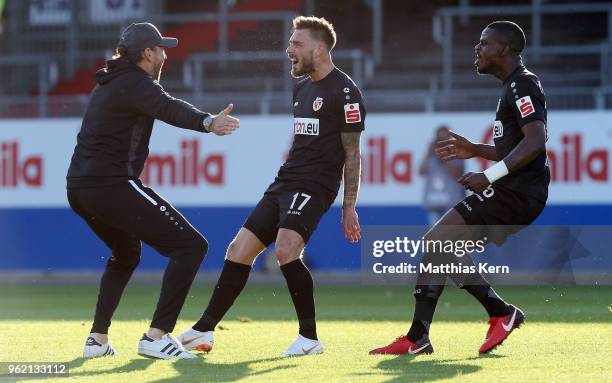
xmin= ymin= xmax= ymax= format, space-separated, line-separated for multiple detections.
xmin=291 ymin=52 xmax=315 ymax=78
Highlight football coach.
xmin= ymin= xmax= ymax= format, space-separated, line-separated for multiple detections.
xmin=66 ymin=22 xmax=239 ymax=359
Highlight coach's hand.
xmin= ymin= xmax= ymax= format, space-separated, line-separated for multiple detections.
xmin=435 ymin=131 xmax=476 ymax=161
xmin=458 ymin=172 xmax=490 ymax=193
xmin=209 ymin=104 xmax=240 ymax=136
xmin=342 ymin=208 xmax=361 ymax=243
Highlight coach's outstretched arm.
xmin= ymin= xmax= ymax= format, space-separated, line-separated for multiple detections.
xmin=341 ymin=131 xmax=362 ymax=243
xmin=455 ymin=121 xmax=547 ymax=193
xmin=131 ymin=78 xmax=239 ymax=135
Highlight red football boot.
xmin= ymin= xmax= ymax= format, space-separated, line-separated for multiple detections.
xmin=479 ymin=304 xmax=525 ymax=354
xmin=369 ymin=335 xmax=433 ymax=355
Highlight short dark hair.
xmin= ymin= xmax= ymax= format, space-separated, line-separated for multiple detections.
xmin=486 ymin=21 xmax=526 ymax=55
xmin=292 ymin=16 xmax=337 ymax=51
xmin=112 ymin=46 xmax=144 ymax=64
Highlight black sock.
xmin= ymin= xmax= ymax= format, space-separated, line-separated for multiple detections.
xmin=448 ymin=253 xmax=511 ymax=318
xmin=192 ymin=260 xmax=251 ymax=332
xmin=463 ymin=284 xmax=511 ymax=317
xmin=281 ymin=259 xmax=317 ymax=340
xmin=406 ymin=298 xmax=437 ymax=342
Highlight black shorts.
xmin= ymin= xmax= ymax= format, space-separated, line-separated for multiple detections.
xmin=243 ymin=182 xmax=334 ymax=246
xmin=453 ymin=183 xmax=546 ymax=245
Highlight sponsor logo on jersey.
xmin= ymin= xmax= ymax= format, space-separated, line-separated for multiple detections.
xmin=312 ymin=97 xmax=323 ymax=111
xmin=493 ymin=120 xmax=503 ymax=138
xmin=344 ymin=103 xmax=361 ymax=123
xmin=516 ymin=96 xmax=535 ymax=118
xmin=294 ymin=118 xmax=320 ymax=136
xmin=294 ymin=101 xmax=299 ymax=107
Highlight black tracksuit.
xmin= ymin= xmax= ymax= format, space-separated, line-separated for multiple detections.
xmin=67 ymin=58 xmax=211 ymax=333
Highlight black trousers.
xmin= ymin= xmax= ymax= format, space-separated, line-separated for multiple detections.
xmin=67 ymin=179 xmax=208 ymax=333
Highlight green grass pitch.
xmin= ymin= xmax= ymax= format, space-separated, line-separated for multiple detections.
xmin=0 ymin=284 xmax=610 ymax=382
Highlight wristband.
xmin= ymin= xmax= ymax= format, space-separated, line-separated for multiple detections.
xmin=483 ymin=160 xmax=509 ymax=183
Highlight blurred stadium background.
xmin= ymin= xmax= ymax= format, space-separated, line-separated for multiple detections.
xmin=0 ymin=0 xmax=611 ymax=281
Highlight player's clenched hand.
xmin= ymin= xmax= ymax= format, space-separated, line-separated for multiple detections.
xmin=435 ymin=130 xmax=476 ymax=161
xmin=342 ymin=208 xmax=361 ymax=243
xmin=209 ymin=104 xmax=240 ymax=136
xmin=458 ymin=172 xmax=490 ymax=193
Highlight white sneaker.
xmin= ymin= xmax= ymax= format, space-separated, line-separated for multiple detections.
xmin=283 ymin=335 xmax=324 ymax=356
xmin=177 ymin=328 xmax=214 ymax=352
xmin=83 ymin=336 xmax=117 ymax=358
xmin=137 ymin=333 xmax=197 ymax=359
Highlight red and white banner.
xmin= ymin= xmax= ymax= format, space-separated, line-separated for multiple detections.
xmin=0 ymin=112 xmax=610 ymax=207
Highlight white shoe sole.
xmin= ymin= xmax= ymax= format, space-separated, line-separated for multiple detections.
xmin=137 ymin=345 xmax=197 ymax=359
xmin=83 ymin=345 xmax=117 ymax=358
xmin=283 ymin=346 xmax=324 ymax=356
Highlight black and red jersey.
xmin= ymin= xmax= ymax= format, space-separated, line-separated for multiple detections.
xmin=268 ymin=67 xmax=366 ymax=196
xmin=493 ymin=65 xmax=550 ymax=202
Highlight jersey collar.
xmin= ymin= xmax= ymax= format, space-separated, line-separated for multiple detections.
xmin=503 ymin=65 xmax=525 ymax=85
xmin=310 ymin=67 xmax=338 ymax=83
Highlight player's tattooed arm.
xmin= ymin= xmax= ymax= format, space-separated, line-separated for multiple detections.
xmin=341 ymin=131 xmax=362 ymax=243
xmin=341 ymin=131 xmax=361 ymax=208
xmin=502 ymin=120 xmax=547 ymax=172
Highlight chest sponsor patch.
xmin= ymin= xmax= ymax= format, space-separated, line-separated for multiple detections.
xmin=515 ymin=96 xmax=535 ymax=118
xmin=493 ymin=120 xmax=503 ymax=138
xmin=294 ymin=118 xmax=320 ymax=136
xmin=344 ymin=103 xmax=361 ymax=123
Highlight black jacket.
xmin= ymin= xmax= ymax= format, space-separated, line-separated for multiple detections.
xmin=66 ymin=58 xmax=210 ymax=188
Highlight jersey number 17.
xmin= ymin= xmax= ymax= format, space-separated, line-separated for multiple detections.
xmin=290 ymin=193 xmax=311 ymax=211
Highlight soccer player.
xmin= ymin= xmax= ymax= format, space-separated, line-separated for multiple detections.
xmin=67 ymin=23 xmax=239 ymax=359
xmin=370 ymin=21 xmax=549 ymax=355
xmin=177 ymin=16 xmax=366 ymax=356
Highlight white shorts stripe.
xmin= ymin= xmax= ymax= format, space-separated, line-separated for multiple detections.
xmin=128 ymin=180 xmax=158 ymax=206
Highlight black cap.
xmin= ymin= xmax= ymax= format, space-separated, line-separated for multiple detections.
xmin=117 ymin=22 xmax=178 ymax=51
